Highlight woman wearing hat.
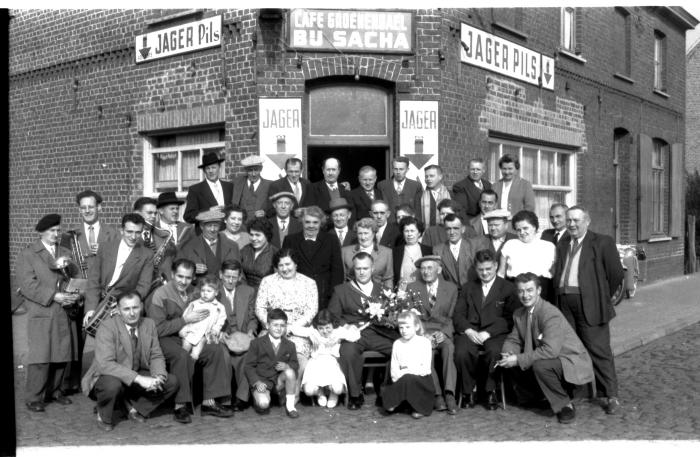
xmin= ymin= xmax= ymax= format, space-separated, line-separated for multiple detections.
xmin=341 ymin=217 xmax=394 ymax=289
xmin=183 ymin=151 xmax=233 ymax=227
xmin=240 ymin=217 xmax=278 ymax=289
xmin=222 ymin=205 xmax=251 ymax=249
xmin=15 ymin=214 xmax=82 ymax=412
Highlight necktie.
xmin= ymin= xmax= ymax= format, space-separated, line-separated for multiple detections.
xmin=524 ymin=311 xmax=534 ymax=355
xmin=88 ymin=225 xmax=96 ymax=248
xmin=366 ymin=190 xmax=374 ymax=200
xmin=130 ymin=326 xmax=140 ymax=371
xmin=428 ymin=191 xmax=437 ymax=226
xmin=396 ymin=180 xmax=403 ymax=194
xmin=554 ymin=232 xmax=560 ymax=244
xmin=280 ymin=220 xmax=287 ymax=232
xmin=294 ymin=182 xmax=301 ymax=202
xmin=48 ymin=244 xmax=56 ymax=258
xmin=279 ymin=220 xmax=288 ymax=245
xmin=338 ymin=229 xmax=345 ymax=245
xmin=179 ymin=291 xmax=188 ymax=303
xmin=475 ymin=180 xmax=482 ymax=190
xmin=249 ymin=181 xmax=255 ymax=193
xmin=428 ymin=284 xmax=437 ymax=309
xmin=562 ymin=238 xmax=581 ymax=287
xmin=209 ymin=239 xmax=218 ymax=254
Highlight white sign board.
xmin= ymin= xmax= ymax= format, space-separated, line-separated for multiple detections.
xmin=461 ymin=23 xmax=554 ymax=91
xmin=135 ymin=15 xmax=222 ymax=64
xmin=259 ymin=98 xmax=303 ymax=180
xmin=399 ymin=101 xmax=439 ymax=187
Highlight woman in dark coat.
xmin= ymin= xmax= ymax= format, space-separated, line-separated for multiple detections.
xmin=240 ymin=217 xmax=278 ymax=289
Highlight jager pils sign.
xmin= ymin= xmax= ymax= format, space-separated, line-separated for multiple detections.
xmin=135 ymin=15 xmax=222 ymax=63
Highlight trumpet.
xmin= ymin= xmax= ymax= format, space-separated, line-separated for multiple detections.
xmin=84 ymin=292 xmax=117 ymax=338
xmin=66 ymin=230 xmax=88 ymax=279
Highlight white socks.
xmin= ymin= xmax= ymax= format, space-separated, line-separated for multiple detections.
xmin=286 ymin=394 xmax=296 ymax=411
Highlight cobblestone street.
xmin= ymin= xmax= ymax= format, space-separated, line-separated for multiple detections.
xmin=14 ymin=322 xmax=700 ymax=446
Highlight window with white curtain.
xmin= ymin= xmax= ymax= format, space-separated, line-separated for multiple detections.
xmin=651 ymin=139 xmax=668 ymax=234
xmin=487 ymin=139 xmax=576 ymax=229
xmin=653 ymin=30 xmax=667 ymax=91
xmin=561 ymin=7 xmax=576 ymax=52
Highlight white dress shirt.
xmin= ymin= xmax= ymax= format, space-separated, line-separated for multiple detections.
xmin=499 ymin=180 xmax=512 ymax=210
xmin=481 ymin=275 xmax=496 ymax=298
xmin=108 ymin=240 xmax=133 ymax=287
xmin=83 ymin=221 xmax=101 ymax=246
xmin=449 ymin=239 xmax=462 ymax=261
xmin=206 ymin=179 xmax=225 ymax=206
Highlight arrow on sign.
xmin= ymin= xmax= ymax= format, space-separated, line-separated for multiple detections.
xmin=404 ymin=154 xmax=434 ymax=170
xmin=544 ymin=60 xmax=552 ymax=85
xmin=266 ymin=153 xmax=297 ymax=170
xmin=139 ymin=36 xmax=151 ymax=60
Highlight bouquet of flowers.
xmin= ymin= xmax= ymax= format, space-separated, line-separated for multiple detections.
xmin=358 ymin=282 xmax=429 ymax=329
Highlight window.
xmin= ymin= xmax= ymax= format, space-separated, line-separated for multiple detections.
xmin=487 ymin=139 xmax=576 ymax=228
xmin=651 ymin=139 xmax=669 ymax=234
xmin=143 ymin=129 xmax=226 ymax=197
xmin=561 ymin=7 xmax=577 ymax=52
xmin=614 ymin=8 xmax=632 ymax=77
xmin=654 ymin=31 xmax=666 ymax=91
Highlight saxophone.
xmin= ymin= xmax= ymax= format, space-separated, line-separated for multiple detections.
xmin=146 ymin=223 xmax=175 ymax=298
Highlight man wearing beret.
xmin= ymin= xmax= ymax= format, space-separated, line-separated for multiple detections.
xmin=16 ymin=214 xmax=82 ymax=412
xmin=231 ymin=155 xmax=272 ymax=223
xmin=184 ymin=152 xmax=234 ymax=229
xmin=268 ymin=191 xmax=302 ymax=248
xmin=179 ymin=209 xmax=241 ymax=282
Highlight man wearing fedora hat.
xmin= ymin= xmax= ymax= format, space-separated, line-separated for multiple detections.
xmin=179 ymin=208 xmax=241 ymax=282
xmin=406 ymin=255 xmax=459 ymax=415
xmin=268 ymin=191 xmax=302 ymax=248
xmin=231 ymin=155 xmax=272 ymax=223
xmin=183 ymin=151 xmax=233 ymax=229
xmin=152 ymin=192 xmax=194 ymax=278
xmin=326 ymin=197 xmax=357 ymax=248
xmin=16 ymin=214 xmax=83 ymax=412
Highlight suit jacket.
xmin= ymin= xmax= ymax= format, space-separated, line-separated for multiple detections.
xmin=393 ymin=242 xmax=432 ymax=283
xmin=378 ymin=222 xmax=401 ymax=248
xmin=492 ymin=177 xmax=536 ymax=215
xmin=452 ymin=177 xmax=492 ymax=219
xmin=453 ymin=277 xmax=520 ymax=337
xmin=470 ymin=232 xmax=518 ymax=260
xmin=218 ymin=283 xmax=257 ymax=335
xmin=178 ymin=233 xmax=241 ymax=281
xmin=406 ymin=279 xmax=458 ymax=337
xmin=268 ymin=216 xmax=303 ymax=249
xmin=282 ymin=231 xmax=344 ymax=307
xmin=267 ymin=176 xmax=314 ymax=215
xmin=15 ymin=240 xmax=80 ymax=364
xmin=151 ymin=221 xmax=195 ymax=279
xmin=327 ymin=281 xmax=400 ymax=341
xmin=342 ymin=244 xmax=394 ymax=289
xmin=311 ymin=180 xmax=354 ymax=215
xmin=60 ymin=222 xmax=120 ymax=274
xmin=433 ymin=239 xmax=477 ymax=287
xmin=502 ymin=299 xmax=594 ymax=386
xmin=327 ymin=226 xmax=358 ymax=249
xmin=421 ymin=224 xmax=478 ymax=248
xmin=376 ymin=177 xmax=422 ymax=216
xmin=231 ymin=176 xmax=273 ymax=221
xmin=146 ymin=280 xmax=196 ymax=338
xmin=183 ymin=179 xmax=234 ymax=224
xmin=552 ymin=231 xmax=624 ymax=326
xmin=349 ymin=186 xmax=384 ymax=220
xmin=541 ymin=228 xmax=566 ymax=245
xmin=469 ymin=215 xmax=487 ymax=237
xmin=81 ymin=315 xmax=166 ymax=394
xmin=85 ymin=240 xmax=154 ymax=313
xmin=243 ymin=335 xmax=299 ymax=388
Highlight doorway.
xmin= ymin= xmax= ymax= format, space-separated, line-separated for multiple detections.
xmin=307 ymin=146 xmax=389 ymax=188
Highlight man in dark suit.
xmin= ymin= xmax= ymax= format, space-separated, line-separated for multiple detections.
xmin=377 ymin=156 xmax=422 ymax=221
xmin=81 ymin=292 xmax=179 ymax=431
xmin=452 ymin=158 xmax=493 ymax=222
xmin=183 ymin=151 xmax=233 ymax=227
xmin=492 ymin=154 xmax=535 ymax=215
xmin=268 ymin=191 xmax=302 ymax=248
xmin=432 ymin=214 xmax=477 ymax=288
xmin=217 ymin=260 xmax=257 ymax=411
xmin=453 ymin=249 xmax=519 ymax=410
xmin=146 ymin=259 xmax=233 ymax=423
xmin=151 ymin=192 xmax=195 ymax=279
xmin=552 ymin=206 xmax=624 ymax=415
xmin=406 ymin=255 xmax=459 ymax=415
xmin=470 ymin=209 xmax=518 ymax=268
xmin=178 ymin=209 xmax=241 ymax=282
xmin=422 ymin=199 xmax=477 ymax=247
xmin=311 ymin=157 xmax=354 ymax=216
xmin=371 ymin=200 xmax=401 ymax=248
xmin=497 ymin=273 xmax=594 ymax=424
xmin=328 ymin=252 xmax=400 ymax=410
xmin=350 ymin=166 xmax=384 ymax=220
xmin=267 ymin=157 xmax=314 ymax=216
xmin=541 ymin=203 xmax=568 ymax=245
xmin=327 ymin=197 xmax=357 ymax=248
xmin=231 ymin=155 xmax=272 ymax=222
xmin=282 ymin=205 xmax=344 ymax=310
xmin=468 ymin=189 xmax=499 ymax=237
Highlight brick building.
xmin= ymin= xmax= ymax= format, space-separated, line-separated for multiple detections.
xmin=8 ymin=7 xmax=698 ymax=282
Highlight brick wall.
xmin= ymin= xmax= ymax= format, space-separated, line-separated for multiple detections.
xmin=687 ymin=43 xmax=700 ymax=174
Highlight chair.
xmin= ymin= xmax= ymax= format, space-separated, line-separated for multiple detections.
xmin=361 ymin=350 xmax=389 ymax=393
xmin=455 ymin=349 xmax=507 ymax=410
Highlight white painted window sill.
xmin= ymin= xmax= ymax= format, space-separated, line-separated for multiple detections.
xmin=558 ymin=49 xmax=587 ymax=64
xmin=648 ymin=236 xmax=672 ymax=243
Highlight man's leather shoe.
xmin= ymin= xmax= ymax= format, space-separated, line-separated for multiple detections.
xmin=461 ymin=392 xmax=476 ymax=409
xmin=486 ymin=391 xmax=499 ymax=410
xmin=201 ymin=402 xmax=234 ymax=418
xmin=128 ymin=410 xmax=147 ymax=424
xmin=347 ymin=395 xmax=363 ymax=410
xmin=445 ymin=393 xmax=457 ymax=415
xmin=434 ymin=395 xmax=447 ymax=411
xmin=605 ymin=397 xmax=620 ymax=415
xmin=96 ymin=413 xmax=114 ymax=432
xmin=232 ymin=399 xmax=249 ymax=412
xmin=26 ymin=401 xmax=45 ymax=412
xmin=173 ymin=407 xmax=192 ymax=424
xmin=285 ymin=407 xmax=299 ymax=419
xmin=557 ymin=404 xmax=576 ymax=424
xmin=52 ymin=394 xmax=72 ymax=405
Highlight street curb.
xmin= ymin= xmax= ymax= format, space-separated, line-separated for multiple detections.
xmin=612 ymin=312 xmax=700 ymax=356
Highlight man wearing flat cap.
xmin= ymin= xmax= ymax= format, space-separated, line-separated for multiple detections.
xmin=183 ymin=152 xmax=234 ymax=229
xmin=231 ymin=155 xmax=272 ymax=223
xmin=406 ymin=255 xmax=459 ymax=415
xmin=179 ymin=208 xmax=241 ymax=282
xmin=268 ymin=191 xmax=302 ymax=248
xmin=152 ymin=192 xmax=194 ymax=278
xmin=326 ymin=197 xmax=357 ymax=248
xmin=16 ymin=214 xmax=82 ymax=412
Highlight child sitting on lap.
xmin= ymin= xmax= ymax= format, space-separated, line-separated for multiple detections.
xmin=178 ymin=277 xmax=226 ymax=360
xmin=243 ymin=308 xmax=300 ymax=418
xmin=381 ymin=310 xmax=435 ymax=419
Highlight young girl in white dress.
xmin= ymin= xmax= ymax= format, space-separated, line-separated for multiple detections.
xmin=289 ymin=310 xmax=361 ymax=408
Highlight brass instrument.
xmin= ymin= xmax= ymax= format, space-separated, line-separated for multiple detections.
xmin=144 ymin=222 xmax=175 ymax=300
xmin=50 ymin=255 xmax=84 ymax=319
xmin=66 ymin=230 xmax=88 ymax=279
xmin=84 ymin=291 xmax=117 ymax=338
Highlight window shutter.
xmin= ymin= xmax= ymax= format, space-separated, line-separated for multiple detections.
xmin=669 ymin=143 xmax=684 ymax=237
xmin=638 ymin=134 xmax=653 ymax=241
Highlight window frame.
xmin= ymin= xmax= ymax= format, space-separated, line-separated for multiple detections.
xmin=651 ymin=139 xmax=668 ymax=236
xmin=560 ymin=7 xmax=577 ymax=53
xmin=653 ymin=30 xmax=667 ymax=92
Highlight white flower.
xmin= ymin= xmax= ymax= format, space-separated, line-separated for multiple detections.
xmin=367 ymin=301 xmax=384 ymax=319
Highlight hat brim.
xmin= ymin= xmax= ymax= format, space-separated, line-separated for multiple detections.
xmin=156 ymin=199 xmax=185 ymax=208
xmin=326 ymin=205 xmax=353 ymax=214
xmin=198 ymin=158 xmax=225 ymax=169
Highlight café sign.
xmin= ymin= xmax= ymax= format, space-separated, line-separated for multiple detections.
xmin=135 ymin=15 xmax=222 ymax=64
xmin=290 ymin=9 xmax=413 ymax=53
xmin=460 ymin=23 xmax=555 ymax=91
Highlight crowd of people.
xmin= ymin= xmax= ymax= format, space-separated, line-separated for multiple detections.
xmin=15 ymin=152 xmax=625 ymax=431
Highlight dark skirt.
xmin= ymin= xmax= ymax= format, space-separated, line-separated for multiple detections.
xmin=382 ymin=374 xmax=435 ymax=416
